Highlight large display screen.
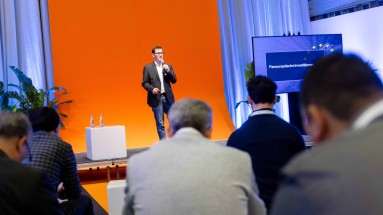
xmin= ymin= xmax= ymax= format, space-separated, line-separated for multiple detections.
xmin=252 ymin=34 xmax=343 ymax=93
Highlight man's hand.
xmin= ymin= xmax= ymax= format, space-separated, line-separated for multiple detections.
xmin=163 ymin=64 xmax=170 ymax=72
xmin=152 ymin=88 xmax=160 ymax=95
xmin=57 ymin=182 xmax=68 ymax=201
xmin=57 ymin=182 xmax=64 ymax=193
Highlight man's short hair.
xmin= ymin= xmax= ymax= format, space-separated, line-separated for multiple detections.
xmin=168 ymin=98 xmax=212 ymax=134
xmin=152 ymin=46 xmax=162 ymax=54
xmin=28 ymin=107 xmax=60 ymax=132
xmin=0 ymin=111 xmax=31 ymax=139
xmin=247 ymin=76 xmax=277 ymax=104
xmin=301 ymin=53 xmax=383 ymax=121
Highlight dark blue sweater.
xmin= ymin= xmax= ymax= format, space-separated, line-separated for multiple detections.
xmin=227 ymin=114 xmax=305 ymax=210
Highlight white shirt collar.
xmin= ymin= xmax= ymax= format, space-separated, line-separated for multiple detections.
xmin=351 ymin=98 xmax=383 ymax=130
xmin=154 ymin=61 xmax=162 ymax=67
xmin=249 ymin=108 xmax=275 ymax=117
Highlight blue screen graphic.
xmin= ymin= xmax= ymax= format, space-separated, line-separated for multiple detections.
xmin=252 ymin=34 xmax=343 ymax=93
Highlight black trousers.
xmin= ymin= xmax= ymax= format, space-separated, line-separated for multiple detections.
xmin=60 ymin=194 xmax=94 ymax=215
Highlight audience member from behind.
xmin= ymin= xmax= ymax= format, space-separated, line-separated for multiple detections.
xmin=27 ymin=107 xmax=94 ymax=215
xmin=227 ymin=76 xmax=305 ymax=210
xmin=123 ymin=98 xmax=266 ymax=215
xmin=271 ymin=53 xmax=383 ymax=215
xmin=0 ymin=111 xmax=63 ymax=214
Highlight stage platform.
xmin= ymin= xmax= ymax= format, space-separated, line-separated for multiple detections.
xmin=75 ymin=147 xmax=148 ymax=181
xmin=75 ymin=136 xmax=313 ymax=181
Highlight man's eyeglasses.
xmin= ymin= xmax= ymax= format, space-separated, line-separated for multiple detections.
xmin=155 ymin=52 xmax=164 ymax=55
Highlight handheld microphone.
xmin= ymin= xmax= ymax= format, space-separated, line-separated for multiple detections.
xmin=161 ymin=59 xmax=170 ymax=74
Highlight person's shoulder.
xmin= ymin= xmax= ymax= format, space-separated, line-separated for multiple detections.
xmin=282 ymin=130 xmax=359 ymax=175
xmin=32 ymin=130 xmax=53 ymax=140
xmin=21 ymin=161 xmax=44 ymax=175
xmin=209 ymin=142 xmax=251 ymax=162
xmin=40 ymin=136 xmax=73 ymax=157
xmin=215 ymin=146 xmax=253 ymax=172
xmin=32 ymin=131 xmax=62 ymax=144
xmin=227 ymin=121 xmax=260 ymax=149
xmin=283 ymin=150 xmax=315 ymax=174
xmin=272 ymin=116 xmax=304 ymax=137
xmin=223 ymin=145 xmax=250 ymax=157
xmin=127 ymin=144 xmax=159 ymax=164
xmin=24 ymin=166 xmax=48 ymax=183
xmin=228 ymin=120 xmax=252 ymax=138
xmin=5 ymin=159 xmax=46 ymax=183
xmin=228 ymin=127 xmax=242 ymax=141
xmin=143 ymin=62 xmax=155 ymax=68
xmin=227 ymin=132 xmax=245 ymax=149
xmin=58 ymin=138 xmax=73 ymax=149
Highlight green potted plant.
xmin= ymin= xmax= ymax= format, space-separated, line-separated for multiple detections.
xmin=245 ymin=61 xmax=255 ymax=81
xmin=0 ymin=66 xmax=72 ymax=126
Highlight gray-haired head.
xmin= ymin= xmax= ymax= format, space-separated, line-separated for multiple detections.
xmin=0 ymin=111 xmax=31 ymax=139
xmin=0 ymin=111 xmax=32 ymax=162
xmin=168 ymin=98 xmax=213 ymax=137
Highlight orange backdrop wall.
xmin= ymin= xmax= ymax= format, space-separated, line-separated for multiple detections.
xmin=48 ymin=0 xmax=234 ymax=152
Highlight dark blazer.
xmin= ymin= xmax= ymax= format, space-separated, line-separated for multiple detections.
xmin=142 ymin=62 xmax=177 ymax=107
xmin=0 ymin=150 xmax=63 ymax=214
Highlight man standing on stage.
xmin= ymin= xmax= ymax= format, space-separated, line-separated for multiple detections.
xmin=142 ymin=46 xmax=177 ymax=140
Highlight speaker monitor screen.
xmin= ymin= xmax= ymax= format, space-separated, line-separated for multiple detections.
xmin=252 ymin=34 xmax=343 ymax=93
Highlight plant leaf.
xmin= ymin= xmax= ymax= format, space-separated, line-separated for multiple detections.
xmin=59 ymin=113 xmax=68 ymax=118
xmin=58 ymin=100 xmax=74 ymax=105
xmin=6 ymin=66 xmax=73 ymax=126
xmin=8 ymin=83 xmax=25 ymax=92
xmin=9 ymin=66 xmax=34 ymax=87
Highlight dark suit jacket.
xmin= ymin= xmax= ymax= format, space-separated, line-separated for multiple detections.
xmin=142 ymin=62 xmax=177 ymax=107
xmin=0 ymin=150 xmax=63 ymax=214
